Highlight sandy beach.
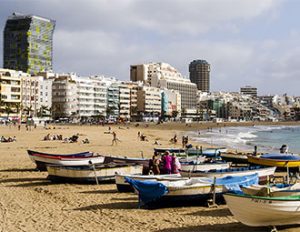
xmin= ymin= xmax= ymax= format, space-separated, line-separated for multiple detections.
xmin=0 ymin=122 xmax=300 ymax=232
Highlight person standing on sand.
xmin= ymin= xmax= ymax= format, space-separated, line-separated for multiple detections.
xmin=162 ymin=151 xmax=172 ymax=174
xmin=171 ymin=154 xmax=181 ymax=174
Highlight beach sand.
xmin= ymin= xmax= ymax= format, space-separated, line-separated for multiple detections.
xmin=0 ymin=122 xmax=299 ymax=232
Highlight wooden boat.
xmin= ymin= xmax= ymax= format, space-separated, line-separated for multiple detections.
xmin=248 ymin=153 xmax=300 ymax=168
xmin=186 ymin=147 xmax=227 ymax=157
xmin=103 ymin=155 xmax=150 ymax=174
xmin=180 ymin=161 xmax=230 ymax=175
xmin=220 ymin=153 xmax=249 ymax=164
xmin=28 ymin=153 xmax=105 ymax=171
xmin=47 ymin=163 xmax=144 ymax=183
xmin=241 ymin=183 xmax=300 ymax=197
xmin=27 ymin=149 xmax=93 ymax=158
xmin=184 ymin=166 xmax=276 ymax=183
xmin=224 ymin=193 xmax=300 ymax=227
xmin=154 ymin=148 xmax=185 ymax=155
xmin=115 ymin=173 xmax=183 ymax=192
xmin=126 ymin=174 xmax=258 ymax=208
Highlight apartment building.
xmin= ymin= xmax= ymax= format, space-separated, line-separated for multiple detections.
xmin=161 ymin=89 xmax=181 ymax=118
xmin=130 ymin=62 xmax=197 ymax=110
xmin=137 ymin=86 xmax=161 ymax=121
xmin=21 ymin=75 xmax=53 ymax=117
xmin=4 ymin=13 xmax=55 ymax=74
xmin=52 ymin=74 xmax=78 ymax=119
xmin=0 ymin=68 xmax=25 ymax=118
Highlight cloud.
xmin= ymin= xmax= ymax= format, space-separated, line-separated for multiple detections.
xmin=2 ymin=0 xmax=300 ymax=95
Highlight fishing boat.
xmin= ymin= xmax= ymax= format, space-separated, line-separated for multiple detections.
xmin=224 ymin=193 xmax=300 ymax=227
xmin=103 ymin=155 xmax=150 ymax=174
xmin=28 ymin=152 xmax=105 ymax=171
xmin=126 ymin=174 xmax=258 ymax=208
xmin=47 ymin=163 xmax=144 ymax=183
xmin=180 ymin=161 xmax=230 ymax=176
xmin=184 ymin=166 xmax=276 ymax=183
xmin=241 ymin=183 xmax=300 ymax=197
xmin=27 ymin=149 xmax=93 ymax=158
xmin=186 ymin=147 xmax=227 ymax=157
xmin=115 ymin=173 xmax=183 ymax=192
xmin=220 ymin=152 xmax=249 ymax=164
xmin=154 ymin=148 xmax=185 ymax=155
xmin=248 ymin=153 xmax=300 ymax=168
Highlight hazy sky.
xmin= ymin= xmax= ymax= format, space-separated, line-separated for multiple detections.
xmin=1 ymin=0 xmax=300 ymax=95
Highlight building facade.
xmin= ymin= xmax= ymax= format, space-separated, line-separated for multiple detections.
xmin=21 ymin=75 xmax=53 ymax=117
xmin=189 ymin=59 xmax=210 ymax=92
xmin=130 ymin=62 xmax=197 ymax=110
xmin=240 ymin=86 xmax=257 ymax=97
xmin=4 ymin=13 xmax=55 ymax=74
xmin=137 ymin=86 xmax=161 ymax=120
xmin=0 ymin=68 xmax=24 ymax=118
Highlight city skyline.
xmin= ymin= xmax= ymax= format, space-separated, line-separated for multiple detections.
xmin=1 ymin=0 xmax=300 ymax=95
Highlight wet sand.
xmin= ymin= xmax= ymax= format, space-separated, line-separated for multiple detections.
xmin=0 ymin=122 xmax=299 ymax=232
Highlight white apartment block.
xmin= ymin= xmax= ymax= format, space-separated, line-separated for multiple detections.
xmin=75 ymin=76 xmax=113 ymax=118
xmin=52 ymin=74 xmax=78 ymax=118
xmin=0 ymin=68 xmax=24 ymax=118
xmin=130 ymin=62 xmax=197 ymax=110
xmin=52 ymin=74 xmax=115 ymax=119
xmin=137 ymin=86 xmax=161 ymax=116
xmin=21 ymin=75 xmax=53 ymax=117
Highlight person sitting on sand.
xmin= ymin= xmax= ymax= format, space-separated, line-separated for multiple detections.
xmin=82 ymin=138 xmax=90 ymax=144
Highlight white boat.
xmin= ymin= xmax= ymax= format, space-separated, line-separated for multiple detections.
xmin=241 ymin=183 xmax=300 ymax=197
xmin=180 ymin=162 xmax=230 ymax=176
xmin=224 ymin=193 xmax=300 ymax=227
xmin=47 ymin=163 xmax=143 ymax=183
xmin=186 ymin=166 xmax=276 ymax=181
xmin=28 ymin=153 xmax=105 ymax=171
xmin=115 ymin=173 xmax=183 ymax=192
xmin=126 ymin=174 xmax=259 ymax=207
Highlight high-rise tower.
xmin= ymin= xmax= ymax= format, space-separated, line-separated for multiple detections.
xmin=189 ymin=59 xmax=210 ymax=92
xmin=3 ymin=13 xmax=55 ymax=74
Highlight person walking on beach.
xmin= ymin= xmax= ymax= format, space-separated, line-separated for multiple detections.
xmin=162 ymin=151 xmax=172 ymax=174
xmin=112 ymin=131 xmax=118 ymax=145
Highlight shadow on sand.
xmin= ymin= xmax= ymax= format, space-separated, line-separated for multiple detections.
xmin=74 ymin=201 xmax=138 ymax=211
xmin=0 ymin=168 xmax=38 ymax=172
xmin=0 ymin=177 xmax=46 ymax=183
xmin=186 ymin=207 xmax=232 ymax=217
xmin=156 ymin=222 xmax=268 ymax=232
xmin=8 ymin=180 xmax=54 ymax=187
xmin=79 ymin=189 xmax=118 ymax=194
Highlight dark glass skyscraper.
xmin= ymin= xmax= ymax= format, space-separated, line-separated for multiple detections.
xmin=189 ymin=59 xmax=210 ymax=92
xmin=3 ymin=13 xmax=55 ymax=74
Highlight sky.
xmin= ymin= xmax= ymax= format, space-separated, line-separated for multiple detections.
xmin=0 ymin=0 xmax=300 ymax=95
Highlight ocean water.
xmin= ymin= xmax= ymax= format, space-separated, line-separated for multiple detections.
xmin=188 ymin=125 xmax=300 ymax=154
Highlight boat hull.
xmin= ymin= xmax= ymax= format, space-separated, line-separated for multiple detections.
xmin=180 ymin=162 xmax=230 ymax=176
xmin=29 ymin=154 xmax=105 ymax=171
xmin=224 ymin=193 xmax=300 ymax=227
xmin=115 ymin=174 xmax=183 ymax=192
xmin=47 ymin=163 xmax=143 ymax=184
xmin=248 ymin=156 xmax=300 ymax=168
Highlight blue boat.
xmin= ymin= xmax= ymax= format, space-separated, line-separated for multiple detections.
xmin=125 ymin=174 xmax=258 ymax=208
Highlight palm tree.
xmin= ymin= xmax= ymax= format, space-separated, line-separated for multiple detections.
xmin=37 ymin=105 xmax=50 ymax=118
xmin=4 ymin=106 xmax=13 ymax=119
xmin=23 ymin=106 xmax=33 ymax=117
